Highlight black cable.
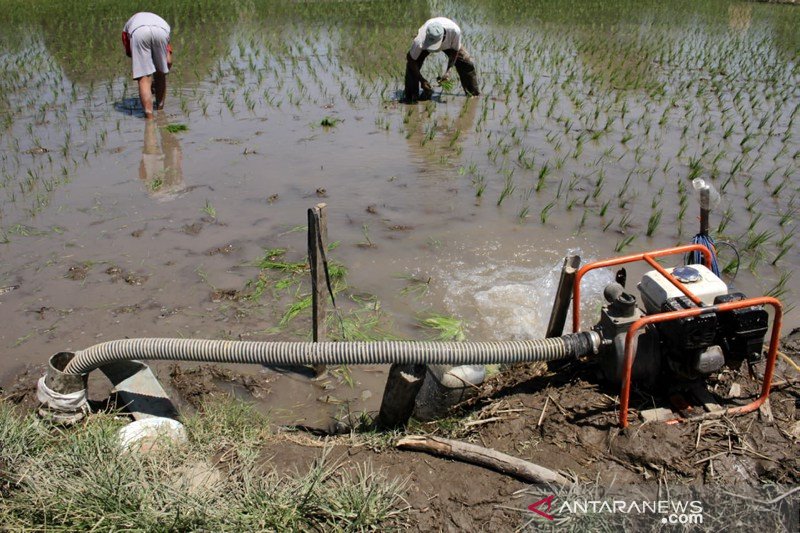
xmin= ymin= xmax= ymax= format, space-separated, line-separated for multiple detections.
xmin=715 ymin=240 xmax=740 ymax=282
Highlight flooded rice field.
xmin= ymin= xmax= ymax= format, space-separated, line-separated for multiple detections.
xmin=1 ymin=0 xmax=798 ymax=425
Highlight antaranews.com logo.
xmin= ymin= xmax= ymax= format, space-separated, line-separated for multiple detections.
xmin=521 ymin=484 xmax=799 ymax=531
xmin=528 ymin=494 xmax=703 ymax=525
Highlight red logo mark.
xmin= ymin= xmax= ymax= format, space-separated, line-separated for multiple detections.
xmin=528 ymin=495 xmax=556 ymax=520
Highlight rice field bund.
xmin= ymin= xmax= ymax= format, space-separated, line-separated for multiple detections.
xmin=0 ymin=0 xmax=799 ymax=528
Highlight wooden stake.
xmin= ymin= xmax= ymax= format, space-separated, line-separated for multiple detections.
xmin=376 ymin=364 xmax=427 ymax=429
xmin=397 ymin=435 xmax=569 ymax=485
xmin=308 ymin=203 xmax=328 ymax=377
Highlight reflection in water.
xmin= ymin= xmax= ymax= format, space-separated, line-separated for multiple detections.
xmin=139 ymin=117 xmax=184 ymax=200
xmin=405 ymin=96 xmax=479 ymax=166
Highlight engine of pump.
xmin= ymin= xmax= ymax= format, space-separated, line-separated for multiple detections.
xmin=595 ymin=264 xmax=768 ymax=384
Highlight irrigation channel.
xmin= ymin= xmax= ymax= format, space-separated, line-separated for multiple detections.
xmin=1 ymin=0 xmax=798 ymax=426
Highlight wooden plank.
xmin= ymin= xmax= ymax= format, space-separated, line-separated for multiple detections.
xmin=545 ymin=255 xmax=581 ymax=371
xmin=545 ymin=255 xmax=581 ymax=339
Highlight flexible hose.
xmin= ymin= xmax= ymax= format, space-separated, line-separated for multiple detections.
xmin=63 ymin=333 xmax=600 ymax=375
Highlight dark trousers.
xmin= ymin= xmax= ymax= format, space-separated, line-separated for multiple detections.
xmin=404 ymin=47 xmax=480 ymax=103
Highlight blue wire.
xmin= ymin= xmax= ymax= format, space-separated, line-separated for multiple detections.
xmin=688 ymin=233 xmax=720 ymax=276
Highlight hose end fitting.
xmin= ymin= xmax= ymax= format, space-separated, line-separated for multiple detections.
xmin=37 ymin=352 xmax=90 ymax=425
xmin=587 ymin=330 xmax=602 ymax=354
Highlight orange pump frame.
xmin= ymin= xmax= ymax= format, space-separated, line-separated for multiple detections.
xmin=570 ymin=244 xmax=782 ymax=428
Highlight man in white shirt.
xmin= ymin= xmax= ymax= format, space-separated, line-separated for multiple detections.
xmin=404 ymin=17 xmax=480 ymax=103
xmin=122 ymin=12 xmax=172 ymax=119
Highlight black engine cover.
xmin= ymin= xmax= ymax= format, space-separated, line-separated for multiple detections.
xmin=713 ymin=293 xmax=769 ymax=366
xmin=658 ymin=296 xmax=717 ymax=351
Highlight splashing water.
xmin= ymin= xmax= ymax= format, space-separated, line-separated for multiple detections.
xmin=439 ymin=248 xmax=613 ymax=340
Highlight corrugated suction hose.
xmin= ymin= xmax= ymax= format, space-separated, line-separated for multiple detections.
xmin=63 ymin=333 xmax=600 ymax=375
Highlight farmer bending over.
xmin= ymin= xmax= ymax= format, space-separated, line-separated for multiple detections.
xmin=404 ymin=17 xmax=480 ymax=103
xmin=122 ymin=12 xmax=172 ymax=119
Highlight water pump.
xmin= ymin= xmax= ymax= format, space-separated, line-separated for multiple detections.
xmin=570 ymin=244 xmax=782 ymax=427
xmin=594 ymin=263 xmax=769 ymax=385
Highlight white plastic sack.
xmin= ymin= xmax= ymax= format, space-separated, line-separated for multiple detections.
xmin=36 ymin=376 xmax=89 ymax=413
xmin=118 ymin=417 xmax=187 ymax=451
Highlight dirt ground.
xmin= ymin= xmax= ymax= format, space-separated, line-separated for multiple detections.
xmin=256 ymin=331 xmax=799 ymax=530
xmin=2 ymin=330 xmax=798 ymax=530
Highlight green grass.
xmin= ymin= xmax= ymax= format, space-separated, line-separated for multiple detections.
xmin=149 ymin=175 xmax=164 ymax=192
xmin=333 ymin=294 xmax=398 ymax=341
xmin=0 ymin=399 xmax=408 ymax=530
xmin=320 ymin=116 xmax=342 ymax=128
xmin=256 ymin=248 xmax=306 ymax=273
xmin=164 ymin=123 xmax=189 ymax=133
xmin=279 ymin=293 xmax=313 ymax=325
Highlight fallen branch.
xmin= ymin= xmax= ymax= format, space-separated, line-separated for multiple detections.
xmin=396 ymin=435 xmax=569 ymax=485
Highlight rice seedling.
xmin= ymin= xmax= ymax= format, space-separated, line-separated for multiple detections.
xmin=357 ymin=223 xmax=375 ymax=248
xmin=397 ymin=273 xmax=431 ymax=299
xmin=771 ymin=179 xmax=788 ymax=197
xmin=496 ymin=169 xmax=515 ymax=206
xmin=599 ymin=199 xmax=611 ymax=217
xmin=418 ymin=313 xmax=465 ymax=342
xmin=778 ymin=206 xmax=796 ymax=227
xmin=320 ymin=116 xmax=342 ymax=128
xmin=614 ymin=234 xmax=636 ymax=252
xmin=202 ymin=200 xmax=217 ymax=221
xmin=677 ymin=202 xmax=688 ymax=223
xmin=747 ymin=212 xmax=764 ymax=233
xmin=576 ymin=208 xmax=588 ymax=232
xmin=472 ymin=173 xmax=486 ymax=198
xmin=766 ymin=271 xmax=792 ymax=301
xmin=644 ymin=208 xmax=661 ymax=237
xmin=743 ymin=229 xmax=775 ymax=254
xmin=535 ymin=161 xmax=550 ymax=192
xmin=716 ymin=208 xmax=734 ymax=235
xmin=618 ymin=212 xmax=632 ymax=232
xmin=540 ymin=200 xmax=556 ymax=224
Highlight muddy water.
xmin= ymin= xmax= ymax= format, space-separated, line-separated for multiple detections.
xmin=1 ymin=1 xmax=798 ymax=426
